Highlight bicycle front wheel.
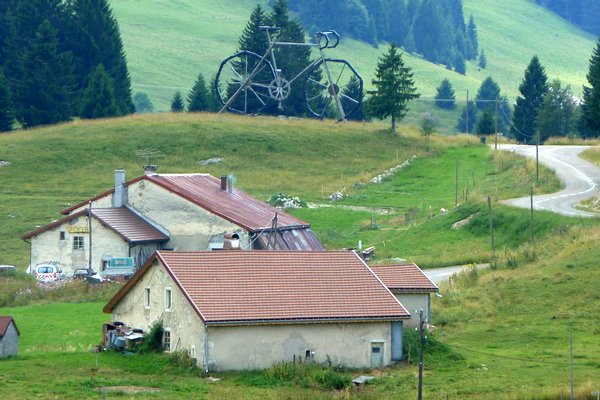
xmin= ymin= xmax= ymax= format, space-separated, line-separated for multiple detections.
xmin=304 ymin=58 xmax=363 ymax=120
xmin=216 ymin=51 xmax=276 ymax=115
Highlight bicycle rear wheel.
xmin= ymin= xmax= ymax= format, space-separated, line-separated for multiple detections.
xmin=216 ymin=51 xmax=276 ymax=115
xmin=304 ymin=58 xmax=363 ymax=120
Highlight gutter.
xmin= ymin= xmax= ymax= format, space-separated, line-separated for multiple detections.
xmin=205 ymin=315 xmax=410 ymax=327
xmin=204 ymin=323 xmax=209 ymax=373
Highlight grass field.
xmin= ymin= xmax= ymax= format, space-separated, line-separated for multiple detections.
xmin=109 ymin=0 xmax=596 ymax=128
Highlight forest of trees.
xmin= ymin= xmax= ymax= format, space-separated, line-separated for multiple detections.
xmin=0 ymin=0 xmax=133 ymax=130
xmin=287 ymin=0 xmax=479 ymax=72
xmin=533 ymin=0 xmax=600 ymax=36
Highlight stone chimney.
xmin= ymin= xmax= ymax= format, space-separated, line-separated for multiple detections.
xmin=113 ymin=169 xmax=126 ymax=208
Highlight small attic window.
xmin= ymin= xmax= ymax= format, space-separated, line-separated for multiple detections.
xmin=59 ymin=231 xmax=65 ymax=240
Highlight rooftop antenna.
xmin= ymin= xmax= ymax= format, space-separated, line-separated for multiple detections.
xmin=135 ymin=148 xmax=163 ymax=174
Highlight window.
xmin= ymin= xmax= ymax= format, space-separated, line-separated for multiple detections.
xmin=59 ymin=231 xmax=65 ymax=240
xmin=190 ymin=346 xmax=196 ymax=359
xmin=163 ymin=330 xmax=171 ymax=352
xmin=164 ymin=288 xmax=172 ymax=311
xmin=144 ymin=288 xmax=151 ymax=309
xmin=73 ymin=236 xmax=84 ymax=250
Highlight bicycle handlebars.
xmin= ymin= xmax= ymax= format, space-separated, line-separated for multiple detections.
xmin=315 ymin=30 xmax=340 ymax=50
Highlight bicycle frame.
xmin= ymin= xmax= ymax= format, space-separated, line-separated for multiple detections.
xmin=218 ymin=28 xmax=349 ymax=121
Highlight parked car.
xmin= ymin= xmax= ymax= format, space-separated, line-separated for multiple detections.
xmin=72 ymin=268 xmax=95 ymax=280
xmin=34 ymin=264 xmax=65 ymax=283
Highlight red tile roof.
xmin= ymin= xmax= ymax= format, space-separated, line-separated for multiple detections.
xmin=0 ymin=316 xmax=19 ymax=337
xmin=369 ymin=264 xmax=438 ymax=293
xmin=92 ymin=208 xmax=169 ymax=243
xmin=62 ymin=173 xmax=310 ymax=232
xmin=104 ymin=251 xmax=410 ymax=325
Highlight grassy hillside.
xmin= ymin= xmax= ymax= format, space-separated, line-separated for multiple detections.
xmin=110 ymin=0 xmax=596 ymax=123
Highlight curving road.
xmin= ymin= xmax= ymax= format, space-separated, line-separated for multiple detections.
xmin=497 ymin=144 xmax=600 ymax=217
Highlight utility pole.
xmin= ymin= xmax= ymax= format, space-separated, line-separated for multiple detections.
xmin=488 ymin=195 xmax=495 ymax=265
xmin=570 ymin=321 xmax=574 ymax=400
xmin=455 ymin=158 xmax=459 ymax=206
xmin=88 ymin=201 xmax=93 ymax=273
xmin=466 ymin=90 xmax=469 ymax=134
xmin=417 ymin=309 xmax=425 ymax=400
xmin=530 ymin=187 xmax=534 ymax=243
xmin=536 ymin=129 xmax=540 ymax=182
xmin=494 ymin=98 xmax=499 ymax=151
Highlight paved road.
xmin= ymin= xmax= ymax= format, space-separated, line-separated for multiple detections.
xmin=497 ymin=144 xmax=600 ymax=218
xmin=423 ymin=264 xmax=488 ymax=285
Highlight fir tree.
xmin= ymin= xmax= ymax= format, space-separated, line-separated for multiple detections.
xmin=0 ymin=68 xmax=14 ymax=132
xmin=435 ymin=79 xmax=456 ymax=109
xmin=580 ymin=37 xmax=600 ymax=138
xmin=454 ymin=53 xmax=466 ymax=75
xmin=237 ymin=5 xmax=268 ymax=55
xmin=187 ymin=73 xmax=211 ymax=112
xmin=68 ymin=0 xmax=134 ymax=116
xmin=79 ymin=64 xmax=119 ymax=119
xmin=133 ymin=92 xmax=153 ymax=113
xmin=478 ymin=49 xmax=487 ymax=69
xmin=367 ymin=43 xmax=419 ymax=134
xmin=536 ymin=80 xmax=577 ymax=141
xmin=13 ymin=20 xmax=74 ymax=127
xmin=477 ymin=109 xmax=495 ymax=135
xmin=342 ymin=75 xmax=366 ymax=121
xmin=466 ymin=15 xmax=478 ymax=59
xmin=475 ymin=77 xmax=501 ymax=112
xmin=456 ymin=100 xmax=477 ymax=133
xmin=510 ymin=56 xmax=549 ymax=143
xmin=171 ymin=91 xmax=184 ymax=113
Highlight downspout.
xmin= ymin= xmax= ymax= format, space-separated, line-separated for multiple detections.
xmin=204 ymin=323 xmax=209 ymax=373
xmin=24 ymin=239 xmax=32 ymax=274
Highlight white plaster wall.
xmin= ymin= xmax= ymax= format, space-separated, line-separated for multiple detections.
xmin=111 ymin=261 xmax=205 ymax=365
xmin=0 ymin=323 xmax=19 ymax=357
xmin=126 ymin=180 xmax=251 ymax=250
xmin=207 ymin=322 xmax=393 ymax=371
xmin=29 ymin=218 xmax=141 ymax=276
xmin=70 ymin=195 xmax=113 ymax=213
xmin=394 ymin=293 xmax=430 ymax=328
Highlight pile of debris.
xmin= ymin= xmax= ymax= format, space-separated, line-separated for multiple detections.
xmin=102 ymin=322 xmax=145 ymax=351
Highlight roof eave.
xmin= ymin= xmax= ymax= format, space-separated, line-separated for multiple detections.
xmin=205 ymin=315 xmax=411 ymax=327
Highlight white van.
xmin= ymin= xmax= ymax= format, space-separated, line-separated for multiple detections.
xmin=34 ymin=264 xmax=65 ymax=283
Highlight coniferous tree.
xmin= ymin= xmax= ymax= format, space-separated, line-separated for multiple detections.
xmin=580 ymin=37 xmax=600 ymax=138
xmin=475 ymin=77 xmax=501 ymax=111
xmin=478 ymin=49 xmax=487 ymax=69
xmin=237 ymin=5 xmax=268 ymax=55
xmin=342 ymin=75 xmax=366 ymax=121
xmin=466 ymin=15 xmax=478 ymax=59
xmin=187 ymin=73 xmax=211 ymax=112
xmin=454 ymin=53 xmax=466 ymax=75
xmin=13 ymin=20 xmax=74 ymax=127
xmin=171 ymin=91 xmax=184 ymax=112
xmin=477 ymin=109 xmax=495 ymax=135
xmin=267 ymin=0 xmax=312 ymax=116
xmin=367 ymin=43 xmax=419 ymax=134
xmin=456 ymin=100 xmax=477 ymax=133
xmin=79 ymin=64 xmax=119 ymax=119
xmin=0 ymin=69 xmax=14 ymax=132
xmin=510 ymin=56 xmax=549 ymax=143
xmin=68 ymin=0 xmax=134 ymax=116
xmin=435 ymin=79 xmax=456 ymax=109
xmin=537 ymin=80 xmax=577 ymax=142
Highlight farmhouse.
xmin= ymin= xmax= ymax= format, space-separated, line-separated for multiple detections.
xmin=22 ymin=169 xmax=324 ymax=276
xmin=370 ymin=264 xmax=438 ymax=328
xmin=0 ymin=316 xmax=20 ymax=358
xmin=103 ymin=250 xmax=410 ymax=371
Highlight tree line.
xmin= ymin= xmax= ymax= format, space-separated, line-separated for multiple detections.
xmin=0 ymin=0 xmax=134 ymax=131
xmin=533 ymin=0 xmax=600 ymax=36
xmin=287 ymin=0 xmax=480 ymax=73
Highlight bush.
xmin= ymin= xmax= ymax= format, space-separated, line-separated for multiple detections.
xmin=136 ymin=319 xmax=163 ymax=353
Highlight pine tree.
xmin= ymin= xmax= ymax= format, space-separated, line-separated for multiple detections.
xmin=79 ymin=64 xmax=119 ymax=119
xmin=478 ymin=49 xmax=487 ymax=69
xmin=466 ymin=15 xmax=478 ymax=59
xmin=456 ymin=100 xmax=477 ymax=133
xmin=187 ymin=73 xmax=211 ymax=112
xmin=475 ymin=77 xmax=501 ymax=112
xmin=13 ymin=20 xmax=74 ymax=127
xmin=580 ymin=37 xmax=600 ymax=138
xmin=267 ymin=0 xmax=312 ymax=116
xmin=536 ymin=80 xmax=577 ymax=141
xmin=171 ymin=91 xmax=184 ymax=113
xmin=477 ymin=109 xmax=495 ymax=135
xmin=237 ymin=5 xmax=268 ymax=55
xmin=342 ymin=75 xmax=366 ymax=121
xmin=510 ymin=56 xmax=549 ymax=143
xmin=454 ymin=53 xmax=466 ymax=75
xmin=367 ymin=43 xmax=419 ymax=134
xmin=68 ymin=0 xmax=134 ymax=116
xmin=435 ymin=79 xmax=456 ymax=109
xmin=0 ymin=68 xmax=14 ymax=132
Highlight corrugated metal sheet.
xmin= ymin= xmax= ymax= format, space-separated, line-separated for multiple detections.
xmin=254 ymin=228 xmax=326 ymax=251
xmin=105 ymin=251 xmax=410 ymax=324
xmin=370 ymin=264 xmax=438 ymax=293
xmin=92 ymin=208 xmax=169 ymax=243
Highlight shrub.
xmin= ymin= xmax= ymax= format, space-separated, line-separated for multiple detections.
xmin=137 ymin=319 xmax=163 ymax=353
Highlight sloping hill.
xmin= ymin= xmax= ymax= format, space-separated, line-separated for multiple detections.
xmin=110 ymin=0 xmax=596 ymax=113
